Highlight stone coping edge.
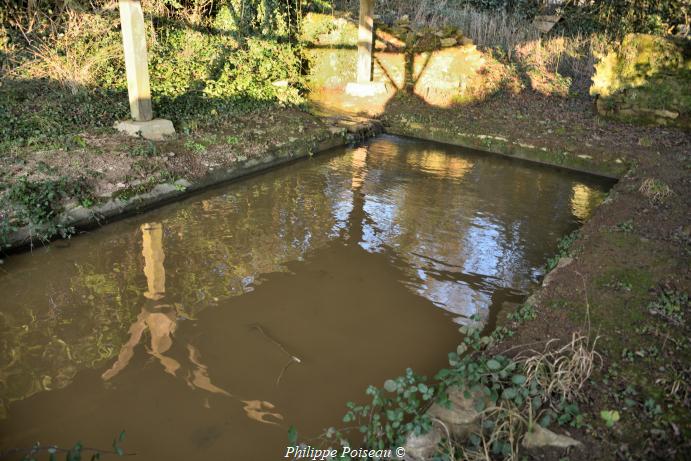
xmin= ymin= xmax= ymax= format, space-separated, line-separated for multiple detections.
xmin=386 ymin=123 xmax=624 ymax=180
xmin=4 ymin=119 xmax=382 ymax=254
xmin=5 ymin=119 xmax=624 ymax=254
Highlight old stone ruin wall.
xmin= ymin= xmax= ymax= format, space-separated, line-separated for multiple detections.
xmin=302 ymin=13 xmax=486 ymax=108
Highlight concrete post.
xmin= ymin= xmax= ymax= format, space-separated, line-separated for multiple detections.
xmin=119 ymin=0 xmax=153 ymax=122
xmin=356 ymin=0 xmax=374 ymax=83
xmin=345 ymin=0 xmax=385 ymax=96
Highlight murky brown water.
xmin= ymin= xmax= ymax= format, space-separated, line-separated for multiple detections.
xmin=0 ymin=135 xmax=611 ymax=460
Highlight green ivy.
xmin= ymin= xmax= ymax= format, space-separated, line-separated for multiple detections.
xmin=1 ymin=176 xmax=94 ymax=245
xmin=290 ymin=312 xmax=583 ymax=459
xmin=546 ymin=229 xmax=579 ymax=272
xmin=337 ymin=368 xmax=435 ymax=450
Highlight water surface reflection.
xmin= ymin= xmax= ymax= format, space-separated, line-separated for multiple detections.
xmin=0 ymin=135 xmax=611 ymax=459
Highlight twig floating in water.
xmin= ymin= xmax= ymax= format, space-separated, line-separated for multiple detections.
xmin=250 ymin=323 xmax=302 ymax=386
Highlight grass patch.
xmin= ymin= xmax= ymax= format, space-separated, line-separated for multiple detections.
xmin=596 ymin=267 xmax=652 ymax=297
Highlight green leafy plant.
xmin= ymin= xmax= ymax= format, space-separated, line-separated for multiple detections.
xmin=558 ymin=0 xmax=688 ymax=36
xmin=643 ymin=398 xmax=662 ymax=417
xmin=2 ymin=3 xmax=307 ymax=151
xmin=600 ymin=410 xmax=620 ymax=427
xmin=613 ymin=220 xmax=634 ymax=233
xmin=556 ymin=401 xmax=585 ymax=428
xmin=546 ymin=230 xmax=579 ymax=272
xmin=541 ymin=401 xmax=586 ymax=429
xmin=287 ymin=425 xmax=298 ymax=445
xmin=18 ymin=431 xmax=127 ymax=461
xmin=292 ymin=313 xmax=600 ymax=460
xmin=648 ymin=287 xmax=688 ymax=324
xmin=130 ymin=141 xmax=158 ymax=158
xmin=184 ymin=138 xmax=207 ymax=154
xmin=507 ymin=303 xmax=536 ymax=323
xmin=0 ymin=175 xmax=95 ymax=245
xmin=339 ymin=368 xmax=435 ymax=450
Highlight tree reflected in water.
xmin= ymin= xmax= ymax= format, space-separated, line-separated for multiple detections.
xmin=0 ymin=136 xmax=610 ymax=433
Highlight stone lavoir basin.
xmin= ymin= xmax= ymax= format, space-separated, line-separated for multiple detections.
xmin=0 ymin=135 xmax=612 ymax=460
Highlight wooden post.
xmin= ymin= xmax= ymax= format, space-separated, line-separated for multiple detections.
xmin=119 ymin=0 xmax=153 ymax=122
xmin=356 ymin=0 xmax=374 ymax=83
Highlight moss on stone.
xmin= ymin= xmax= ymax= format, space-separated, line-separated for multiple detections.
xmin=387 ymin=122 xmax=626 ymax=179
xmin=591 ymin=34 xmax=691 ymax=128
xmin=301 ymin=13 xmax=357 ymax=46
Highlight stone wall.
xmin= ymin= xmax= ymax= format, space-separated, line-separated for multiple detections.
xmin=591 ymin=34 xmax=691 ymax=129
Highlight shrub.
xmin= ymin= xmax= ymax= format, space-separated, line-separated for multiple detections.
xmin=557 ymin=0 xmax=690 ymax=37
xmin=1 ymin=2 xmax=307 ymax=148
xmin=203 ymin=37 xmax=303 ymax=103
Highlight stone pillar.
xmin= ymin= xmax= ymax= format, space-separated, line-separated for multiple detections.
xmin=356 ymin=0 xmax=374 ymax=83
xmin=119 ymin=0 xmax=153 ymax=122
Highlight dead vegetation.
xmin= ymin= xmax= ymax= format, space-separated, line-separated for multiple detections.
xmin=454 ymin=332 xmax=602 ymax=461
xmin=639 ymin=178 xmax=673 ymax=205
xmin=520 ymin=333 xmax=602 ymax=403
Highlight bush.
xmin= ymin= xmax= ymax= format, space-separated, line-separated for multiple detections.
xmin=464 ymin=0 xmax=541 ymax=19
xmin=1 ymin=2 xmax=307 ymax=148
xmin=203 ymin=37 xmax=303 ymax=102
xmin=557 ymin=0 xmax=690 ymax=37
